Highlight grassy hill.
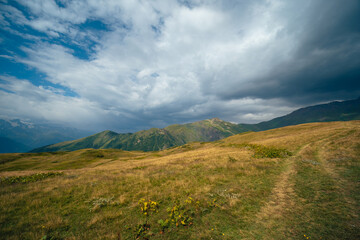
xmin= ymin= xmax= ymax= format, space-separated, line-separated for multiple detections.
xmin=1 ymin=121 xmax=359 ymax=239
xmin=31 ymin=118 xmax=245 ymax=153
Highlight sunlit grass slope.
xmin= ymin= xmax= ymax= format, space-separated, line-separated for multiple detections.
xmin=0 ymin=121 xmax=359 ymax=239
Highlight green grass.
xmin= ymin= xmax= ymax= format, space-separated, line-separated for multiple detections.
xmin=0 ymin=121 xmax=359 ymax=239
xmin=224 ymin=143 xmax=292 ymax=158
xmin=0 ymin=172 xmax=63 ymax=184
xmin=0 ymin=150 xmax=285 ymax=239
xmin=288 ymin=158 xmax=358 ymax=239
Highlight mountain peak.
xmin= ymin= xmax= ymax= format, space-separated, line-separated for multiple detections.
xmin=210 ymin=117 xmax=221 ymax=121
xmin=100 ymin=130 xmax=117 ymax=134
xmin=96 ymin=130 xmax=119 ymax=137
xmin=208 ymin=117 xmax=223 ymax=123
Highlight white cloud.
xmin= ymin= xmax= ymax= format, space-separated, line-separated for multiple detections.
xmin=1 ymin=0 xmax=358 ymax=131
xmin=0 ymin=76 xmax=106 ymax=129
xmin=0 ymin=0 xmax=303 ymax=127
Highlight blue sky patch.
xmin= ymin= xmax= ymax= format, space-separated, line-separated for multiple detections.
xmin=0 ymin=0 xmax=359 ymax=132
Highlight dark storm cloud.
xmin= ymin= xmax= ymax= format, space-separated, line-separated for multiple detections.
xmin=221 ymin=0 xmax=360 ymax=105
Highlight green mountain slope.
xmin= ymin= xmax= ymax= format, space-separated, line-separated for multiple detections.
xmin=31 ymin=118 xmax=243 ymax=152
xmin=33 ymin=130 xmax=122 ymax=152
xmin=239 ymin=97 xmax=360 ymax=131
xmin=165 ymin=118 xmax=244 ymax=143
xmin=106 ymin=128 xmax=180 ymax=151
xmin=31 ymin=97 xmax=360 ymax=153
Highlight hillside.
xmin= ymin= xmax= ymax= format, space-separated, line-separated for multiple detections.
xmin=164 ymin=117 xmax=246 ymax=143
xmin=31 ymin=118 xmax=244 ymax=152
xmin=0 ymin=121 xmax=359 ymax=239
xmin=31 ymin=97 xmax=360 ymax=153
xmin=241 ymin=97 xmax=360 ymax=131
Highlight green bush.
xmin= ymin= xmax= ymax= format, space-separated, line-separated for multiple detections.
xmin=228 ymin=156 xmax=237 ymax=163
xmin=0 ymin=172 xmax=63 ymax=185
xmin=227 ymin=143 xmax=292 ymax=158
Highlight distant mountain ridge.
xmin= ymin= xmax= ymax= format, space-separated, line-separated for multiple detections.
xmin=0 ymin=119 xmax=92 ymax=153
xmin=25 ymin=97 xmax=360 ymax=153
xmin=31 ymin=118 xmax=244 ymax=152
xmin=240 ymin=97 xmax=360 ymax=131
xmin=0 ymin=137 xmax=29 ymax=153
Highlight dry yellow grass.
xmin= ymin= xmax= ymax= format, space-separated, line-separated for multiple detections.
xmin=0 ymin=121 xmax=359 ymax=239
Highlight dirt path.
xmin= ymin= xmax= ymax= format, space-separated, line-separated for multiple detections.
xmin=244 ymin=129 xmax=360 ymax=239
xmin=254 ymin=157 xmax=295 ymax=223
xmin=249 ymin=144 xmax=312 ymax=239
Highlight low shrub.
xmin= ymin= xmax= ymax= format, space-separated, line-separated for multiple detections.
xmin=0 ymin=172 xmax=63 ymax=185
xmin=227 ymin=143 xmax=292 ymax=158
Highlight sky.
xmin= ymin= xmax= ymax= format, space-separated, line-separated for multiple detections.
xmin=0 ymin=0 xmax=359 ymax=132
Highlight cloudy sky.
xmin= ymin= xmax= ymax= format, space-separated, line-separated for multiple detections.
xmin=0 ymin=0 xmax=359 ymax=132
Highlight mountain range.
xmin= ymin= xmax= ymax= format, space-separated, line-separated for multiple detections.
xmin=239 ymin=97 xmax=360 ymax=131
xmin=0 ymin=119 xmax=92 ymax=153
xmin=30 ymin=118 xmax=244 ymax=152
xmin=30 ymin=97 xmax=360 ymax=153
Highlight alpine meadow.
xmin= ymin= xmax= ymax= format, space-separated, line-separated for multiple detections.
xmin=0 ymin=121 xmax=359 ymax=239
xmin=1 ymin=0 xmax=360 ymax=239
